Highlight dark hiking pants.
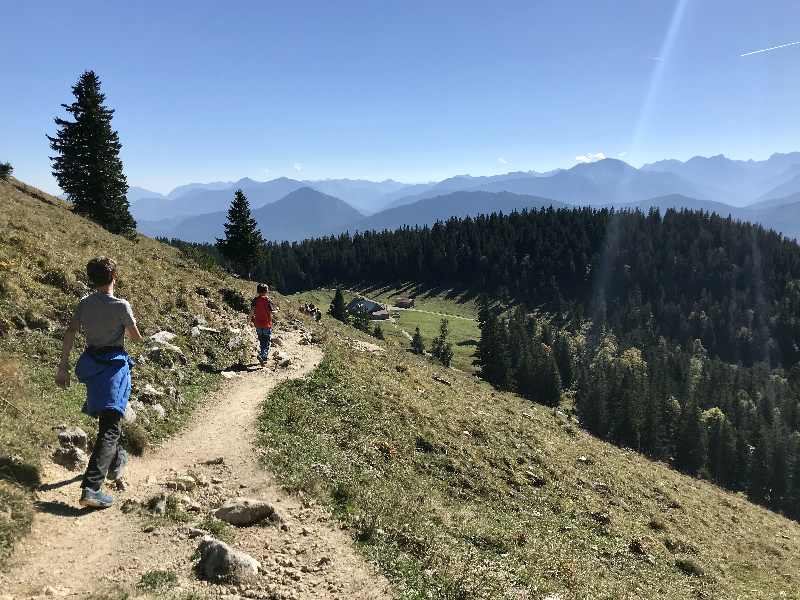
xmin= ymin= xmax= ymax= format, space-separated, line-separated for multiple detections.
xmin=82 ymin=409 xmax=123 ymax=491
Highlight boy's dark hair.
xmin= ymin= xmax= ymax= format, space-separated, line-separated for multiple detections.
xmin=86 ymin=256 xmax=117 ymax=288
xmin=256 ymin=283 xmax=269 ymax=295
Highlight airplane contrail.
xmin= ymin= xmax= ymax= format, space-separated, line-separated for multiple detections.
xmin=741 ymin=40 xmax=800 ymax=57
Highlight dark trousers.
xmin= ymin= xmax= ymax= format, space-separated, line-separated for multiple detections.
xmin=256 ymin=327 xmax=272 ymax=360
xmin=82 ymin=409 xmax=122 ymax=491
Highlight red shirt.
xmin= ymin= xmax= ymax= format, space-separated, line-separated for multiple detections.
xmin=251 ymin=296 xmax=273 ymax=329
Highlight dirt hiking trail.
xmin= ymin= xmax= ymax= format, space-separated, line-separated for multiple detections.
xmin=1 ymin=328 xmax=392 ymax=600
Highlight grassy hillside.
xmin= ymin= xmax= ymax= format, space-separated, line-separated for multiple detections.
xmin=258 ymin=314 xmax=800 ymax=600
xmin=0 ymin=178 xmax=268 ymax=564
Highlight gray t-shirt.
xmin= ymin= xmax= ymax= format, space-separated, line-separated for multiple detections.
xmin=72 ymin=292 xmax=136 ymax=350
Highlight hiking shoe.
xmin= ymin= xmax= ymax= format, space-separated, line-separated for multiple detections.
xmin=79 ymin=487 xmax=114 ymax=509
xmin=107 ymin=448 xmax=129 ymax=482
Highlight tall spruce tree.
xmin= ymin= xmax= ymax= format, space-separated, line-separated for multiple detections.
xmin=674 ymin=399 xmax=707 ymax=476
xmin=430 ymin=319 xmax=454 ymax=367
xmin=352 ymin=307 xmax=370 ymax=332
xmin=0 ymin=162 xmax=12 ymax=181
xmin=748 ymin=421 xmax=774 ymax=504
xmin=515 ymin=346 xmax=538 ymax=400
xmin=703 ymin=408 xmax=733 ymax=484
xmin=611 ymin=348 xmax=646 ymax=449
xmin=553 ymin=333 xmax=574 ymax=388
xmin=576 ymin=331 xmax=618 ymax=438
xmin=48 ymin=71 xmax=136 ymax=236
xmin=535 ymin=346 xmax=562 ymax=407
xmin=477 ymin=310 xmax=511 ymax=389
xmin=329 ymin=289 xmax=347 ymax=322
xmin=216 ymin=189 xmax=264 ymax=277
xmin=411 ymin=327 xmax=425 ymax=355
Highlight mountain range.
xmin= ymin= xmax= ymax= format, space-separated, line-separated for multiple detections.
xmin=144 ymin=187 xmax=363 ymax=242
xmin=132 ymin=152 xmax=800 ymax=243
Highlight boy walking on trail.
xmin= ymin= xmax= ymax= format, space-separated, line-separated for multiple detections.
xmin=251 ymin=283 xmax=276 ymax=365
xmin=55 ymin=257 xmax=142 ymax=509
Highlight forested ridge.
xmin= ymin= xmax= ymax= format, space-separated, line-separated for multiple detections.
xmin=170 ymin=207 xmax=800 ymax=518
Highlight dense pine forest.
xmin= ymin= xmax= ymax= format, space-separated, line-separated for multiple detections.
xmin=169 ymin=207 xmax=800 ymax=518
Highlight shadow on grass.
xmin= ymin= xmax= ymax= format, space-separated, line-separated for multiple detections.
xmin=34 ymin=500 xmax=95 ymax=517
xmin=0 ymin=456 xmax=41 ymax=490
xmin=352 ymin=281 xmax=479 ymax=306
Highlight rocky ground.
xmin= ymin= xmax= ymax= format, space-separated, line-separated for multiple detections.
xmin=0 ymin=325 xmax=392 ymax=599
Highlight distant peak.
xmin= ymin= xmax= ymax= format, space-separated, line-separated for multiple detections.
xmin=284 ymin=185 xmax=325 ymax=196
xmin=572 ymin=157 xmax=633 ymax=170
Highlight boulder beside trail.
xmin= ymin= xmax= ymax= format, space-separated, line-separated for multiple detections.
xmin=196 ymin=536 xmax=261 ymax=583
xmin=56 ymin=426 xmax=88 ymax=451
xmin=123 ymin=403 xmax=137 ymax=424
xmin=150 ymin=330 xmax=178 ymax=344
xmin=145 ymin=344 xmax=186 ymax=366
xmin=214 ymin=497 xmax=283 ymax=526
xmin=52 ymin=446 xmax=88 ymax=471
xmin=147 ymin=493 xmax=167 ymax=515
xmin=139 ymin=384 xmax=164 ymax=402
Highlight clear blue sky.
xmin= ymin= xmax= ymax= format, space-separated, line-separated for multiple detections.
xmin=2 ymin=0 xmax=799 ymax=194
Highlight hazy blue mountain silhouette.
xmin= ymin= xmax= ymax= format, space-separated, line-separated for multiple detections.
xmin=625 ymin=194 xmax=742 ymax=217
xmin=132 ymin=152 xmax=800 ymax=242
xmin=141 ymin=187 xmax=363 ymax=242
xmin=383 ymin=159 xmax=708 ymax=209
xmin=131 ymin=177 xmax=305 ymax=221
xmin=345 ymin=190 xmax=567 ymax=233
xmin=300 ymin=178 xmax=413 ymax=214
xmin=747 ymin=191 xmax=800 ymax=212
xmin=755 ymin=173 xmax=800 ymax=204
xmin=642 ymin=153 xmax=800 ymax=206
xmin=127 ymin=186 xmax=164 ymax=202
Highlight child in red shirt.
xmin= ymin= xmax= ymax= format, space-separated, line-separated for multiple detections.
xmin=250 ymin=283 xmax=276 ymax=365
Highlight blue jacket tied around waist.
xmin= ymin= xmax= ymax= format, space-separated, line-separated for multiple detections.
xmin=75 ymin=350 xmax=133 ymax=417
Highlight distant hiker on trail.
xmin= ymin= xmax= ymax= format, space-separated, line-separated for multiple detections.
xmin=251 ymin=283 xmax=277 ymax=365
xmin=55 ymin=257 xmax=143 ymax=509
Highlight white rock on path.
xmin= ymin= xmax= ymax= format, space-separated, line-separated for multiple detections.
xmin=197 ymin=536 xmax=261 ymax=583
xmin=214 ymin=497 xmax=283 ymax=526
xmin=165 ymin=475 xmax=197 ymax=491
xmin=176 ymin=494 xmax=201 ymax=512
